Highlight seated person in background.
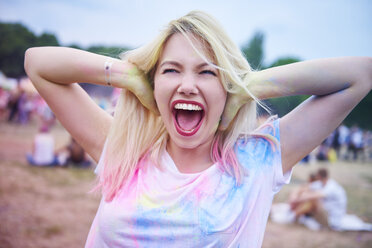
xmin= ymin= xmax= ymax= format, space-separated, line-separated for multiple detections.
xmin=27 ymin=123 xmax=58 ymax=166
xmin=288 ymin=173 xmax=317 ymax=217
xmin=56 ymin=137 xmax=92 ymax=167
xmin=290 ymin=168 xmax=347 ymax=229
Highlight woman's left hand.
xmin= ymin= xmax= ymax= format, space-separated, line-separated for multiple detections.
xmin=219 ymin=89 xmax=248 ymax=130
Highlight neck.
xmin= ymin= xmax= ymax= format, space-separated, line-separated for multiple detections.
xmin=167 ymin=139 xmax=214 ymax=174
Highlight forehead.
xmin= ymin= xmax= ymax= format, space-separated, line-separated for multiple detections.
xmin=159 ymin=32 xmax=215 ymax=64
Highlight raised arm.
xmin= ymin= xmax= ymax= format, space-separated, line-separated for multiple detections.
xmin=24 ymin=47 xmax=157 ymax=162
xmin=222 ymin=57 xmax=372 ymax=173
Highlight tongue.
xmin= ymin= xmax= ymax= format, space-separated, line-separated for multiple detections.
xmin=176 ymin=110 xmax=202 ymax=131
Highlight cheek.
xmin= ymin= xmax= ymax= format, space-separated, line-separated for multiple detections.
xmin=214 ymin=86 xmax=228 ymax=113
xmin=153 ymin=82 xmax=160 ymax=104
xmin=153 ymin=78 xmax=169 ymax=111
xmin=153 ymin=76 xmax=162 ymax=103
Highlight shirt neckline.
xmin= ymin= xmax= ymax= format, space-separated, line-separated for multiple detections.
xmin=162 ymin=149 xmax=219 ymax=176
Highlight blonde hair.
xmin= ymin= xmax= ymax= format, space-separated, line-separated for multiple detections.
xmin=99 ymin=11 xmax=266 ymax=201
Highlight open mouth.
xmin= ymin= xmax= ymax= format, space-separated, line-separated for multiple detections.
xmin=172 ymin=101 xmax=205 ymax=136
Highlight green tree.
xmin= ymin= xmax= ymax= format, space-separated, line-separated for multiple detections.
xmin=0 ymin=23 xmax=36 ymax=78
xmin=344 ymin=92 xmax=372 ymax=129
xmin=68 ymin=44 xmax=82 ymax=49
xmin=0 ymin=22 xmax=60 ymax=78
xmin=241 ymin=31 xmax=265 ymax=70
xmin=87 ymin=45 xmax=129 ymax=58
xmin=267 ymin=56 xmax=301 ymax=68
xmin=35 ymin=33 xmax=59 ymax=47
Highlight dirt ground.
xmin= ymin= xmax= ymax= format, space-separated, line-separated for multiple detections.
xmin=0 ymin=121 xmax=372 ymax=248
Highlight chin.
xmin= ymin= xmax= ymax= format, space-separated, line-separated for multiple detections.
xmin=170 ymin=135 xmax=202 ymax=150
xmin=168 ymin=128 xmax=215 ymax=151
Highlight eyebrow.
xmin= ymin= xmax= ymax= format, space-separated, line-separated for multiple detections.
xmin=159 ymin=60 xmax=182 ymax=68
xmin=159 ymin=60 xmax=214 ymax=69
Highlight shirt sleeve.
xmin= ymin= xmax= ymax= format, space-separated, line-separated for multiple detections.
xmin=270 ymin=118 xmax=292 ymax=193
xmin=252 ymin=117 xmax=292 ymax=193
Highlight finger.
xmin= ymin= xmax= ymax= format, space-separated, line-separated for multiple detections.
xmin=219 ymin=94 xmax=244 ymax=130
xmin=134 ymin=87 xmax=160 ymax=115
xmin=125 ymin=65 xmax=160 ymax=115
xmin=219 ymin=106 xmax=240 ymax=131
xmin=140 ymin=97 xmax=160 ymax=115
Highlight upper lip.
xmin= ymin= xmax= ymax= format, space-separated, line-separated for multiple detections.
xmin=171 ymin=99 xmax=205 ymax=110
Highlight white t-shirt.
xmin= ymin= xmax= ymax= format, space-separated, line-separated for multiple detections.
xmin=310 ymin=179 xmax=347 ymax=228
xmin=351 ymin=130 xmax=363 ymax=148
xmin=33 ymin=133 xmax=55 ymax=165
xmin=86 ymin=118 xmax=291 ymax=248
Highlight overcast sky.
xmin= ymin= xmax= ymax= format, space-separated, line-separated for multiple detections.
xmin=1 ymin=0 xmax=371 ymax=64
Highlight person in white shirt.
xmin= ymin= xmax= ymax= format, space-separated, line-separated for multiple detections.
xmin=290 ymin=168 xmax=347 ymax=229
xmin=27 ymin=123 xmax=57 ymax=166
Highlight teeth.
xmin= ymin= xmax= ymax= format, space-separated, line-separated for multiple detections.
xmin=174 ymin=103 xmax=202 ymax=111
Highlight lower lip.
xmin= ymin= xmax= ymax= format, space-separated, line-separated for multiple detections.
xmin=172 ymin=113 xmax=204 ymax=137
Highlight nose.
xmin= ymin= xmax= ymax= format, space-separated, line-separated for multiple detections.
xmin=177 ymin=74 xmax=199 ymax=95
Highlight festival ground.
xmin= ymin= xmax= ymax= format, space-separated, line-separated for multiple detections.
xmin=1 ymin=122 xmax=371 ymax=248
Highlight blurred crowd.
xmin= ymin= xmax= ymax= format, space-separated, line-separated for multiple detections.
xmin=307 ymin=124 xmax=372 ymax=164
xmin=0 ymin=78 xmax=118 ymax=168
xmin=1 ymin=84 xmax=55 ymax=125
xmin=0 ymin=80 xmax=118 ymax=125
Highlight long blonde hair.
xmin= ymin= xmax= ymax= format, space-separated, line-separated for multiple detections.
xmin=99 ymin=11 xmax=264 ymax=201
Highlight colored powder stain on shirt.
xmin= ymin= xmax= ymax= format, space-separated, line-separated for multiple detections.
xmin=137 ymin=190 xmax=162 ymax=209
xmin=85 ymin=118 xmax=292 ymax=247
xmin=198 ymin=174 xmax=244 ymax=234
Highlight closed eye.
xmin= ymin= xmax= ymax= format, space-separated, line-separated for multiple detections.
xmin=163 ymin=69 xmax=178 ymax=74
xmin=200 ymin=70 xmax=217 ymax=76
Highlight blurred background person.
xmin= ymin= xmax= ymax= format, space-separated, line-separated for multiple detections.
xmin=26 ymin=122 xmax=57 ymax=166
xmin=56 ymin=137 xmax=92 ymax=168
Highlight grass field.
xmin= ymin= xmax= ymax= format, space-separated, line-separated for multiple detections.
xmin=0 ymin=122 xmax=371 ymax=248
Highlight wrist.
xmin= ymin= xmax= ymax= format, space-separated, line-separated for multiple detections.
xmin=246 ymin=71 xmax=282 ymax=100
xmin=241 ymin=71 xmax=260 ymax=100
xmin=106 ymin=60 xmax=136 ymax=89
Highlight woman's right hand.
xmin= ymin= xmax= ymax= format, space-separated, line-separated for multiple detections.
xmin=120 ymin=62 xmax=159 ymax=115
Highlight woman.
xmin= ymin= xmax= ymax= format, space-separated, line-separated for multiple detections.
xmin=24 ymin=11 xmax=371 ymax=247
